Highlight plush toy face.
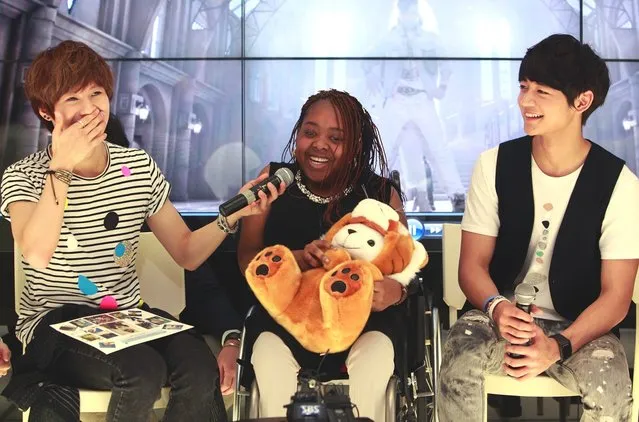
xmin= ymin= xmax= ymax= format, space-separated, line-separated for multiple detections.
xmin=330 ymin=223 xmax=385 ymax=262
xmin=324 ymin=198 xmax=428 ymax=285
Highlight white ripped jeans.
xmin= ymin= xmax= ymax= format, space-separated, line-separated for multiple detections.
xmin=438 ymin=310 xmax=632 ymax=422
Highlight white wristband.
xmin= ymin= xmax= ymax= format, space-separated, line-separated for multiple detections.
xmin=488 ymin=297 xmax=510 ymax=321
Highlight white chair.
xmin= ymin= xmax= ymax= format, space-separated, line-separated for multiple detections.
xmin=441 ymin=223 xmax=639 ymax=422
xmin=14 ymin=232 xmax=185 ymax=421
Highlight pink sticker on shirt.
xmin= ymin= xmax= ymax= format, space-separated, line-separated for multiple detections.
xmin=100 ymin=296 xmax=118 ymax=310
xmin=121 ymin=166 xmax=131 ymax=177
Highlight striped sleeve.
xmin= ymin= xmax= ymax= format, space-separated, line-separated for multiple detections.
xmin=1 ymin=163 xmax=41 ymax=220
xmin=146 ymin=154 xmax=171 ymax=218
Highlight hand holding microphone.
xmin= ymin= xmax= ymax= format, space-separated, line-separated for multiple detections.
xmin=503 ymin=284 xmax=563 ymax=380
xmin=219 ymin=167 xmax=294 ymax=219
xmin=492 ymin=283 xmax=537 ymax=346
xmin=507 ymin=283 xmax=537 ymax=359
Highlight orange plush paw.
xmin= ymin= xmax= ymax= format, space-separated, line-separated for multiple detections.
xmin=324 ymin=264 xmax=364 ymax=298
xmin=250 ymin=245 xmax=289 ymax=279
xmin=319 ymin=260 xmax=378 ymax=352
xmin=246 ymin=245 xmax=301 ymax=316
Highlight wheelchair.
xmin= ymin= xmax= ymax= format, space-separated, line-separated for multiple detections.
xmin=231 ymin=275 xmax=441 ymax=422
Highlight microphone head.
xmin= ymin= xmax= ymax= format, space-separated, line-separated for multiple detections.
xmin=274 ymin=167 xmax=295 ymax=187
xmin=514 ymin=283 xmax=536 ymax=306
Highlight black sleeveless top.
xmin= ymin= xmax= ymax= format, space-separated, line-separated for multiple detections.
xmin=264 ymin=162 xmax=394 ymax=250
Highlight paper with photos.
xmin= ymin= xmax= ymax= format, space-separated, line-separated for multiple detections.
xmin=51 ymin=309 xmax=192 ymax=354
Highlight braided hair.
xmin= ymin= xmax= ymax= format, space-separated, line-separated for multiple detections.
xmin=281 ymin=89 xmax=397 ymax=222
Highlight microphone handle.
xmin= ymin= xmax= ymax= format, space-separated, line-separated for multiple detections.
xmin=218 ymin=167 xmax=293 ymax=218
xmin=516 ymin=302 xmax=531 ymax=314
xmin=218 ymin=173 xmax=284 ymax=217
xmin=249 ymin=174 xmax=283 ymax=196
xmin=508 ymin=302 xmax=533 ymax=360
xmin=218 ymin=194 xmax=250 ymax=217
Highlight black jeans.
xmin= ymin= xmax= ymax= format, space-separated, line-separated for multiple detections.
xmin=28 ymin=314 xmax=228 ymax=422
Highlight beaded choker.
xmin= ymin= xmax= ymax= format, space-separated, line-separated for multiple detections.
xmin=294 ymin=170 xmax=353 ymax=204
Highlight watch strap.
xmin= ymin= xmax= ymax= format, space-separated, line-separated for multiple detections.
xmin=550 ymin=333 xmax=572 ymax=362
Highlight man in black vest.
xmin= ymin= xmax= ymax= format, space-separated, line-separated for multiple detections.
xmin=438 ymin=34 xmax=639 ymax=422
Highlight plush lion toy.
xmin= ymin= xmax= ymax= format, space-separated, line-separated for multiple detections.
xmin=245 ymin=198 xmax=428 ymax=353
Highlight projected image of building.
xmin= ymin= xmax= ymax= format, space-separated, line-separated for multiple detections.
xmin=0 ymin=0 xmax=637 ymax=214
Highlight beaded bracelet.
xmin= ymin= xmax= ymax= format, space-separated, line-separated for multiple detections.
xmin=45 ymin=169 xmax=72 ymax=205
xmin=216 ymin=214 xmax=238 ymax=234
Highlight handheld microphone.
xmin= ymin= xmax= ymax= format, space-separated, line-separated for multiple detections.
xmin=218 ymin=167 xmax=294 ymax=217
xmin=508 ymin=283 xmax=537 ymax=360
xmin=514 ymin=282 xmax=536 ymax=314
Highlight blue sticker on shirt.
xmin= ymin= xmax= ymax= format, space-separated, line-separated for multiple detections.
xmin=113 ymin=240 xmax=134 ymax=267
xmin=78 ymin=274 xmax=98 ymax=295
xmin=114 ymin=242 xmax=126 ymax=257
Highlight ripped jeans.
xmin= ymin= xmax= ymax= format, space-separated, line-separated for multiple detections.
xmin=438 ymin=310 xmax=632 ymax=422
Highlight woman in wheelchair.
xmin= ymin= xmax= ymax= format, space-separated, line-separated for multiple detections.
xmin=238 ymin=89 xmax=407 ymax=422
xmin=1 ymin=41 xmax=283 ymax=421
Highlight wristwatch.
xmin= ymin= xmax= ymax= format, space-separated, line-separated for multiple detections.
xmin=550 ymin=333 xmax=572 ymax=363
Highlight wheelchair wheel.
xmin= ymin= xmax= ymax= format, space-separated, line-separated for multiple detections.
xmin=416 ymin=303 xmax=439 ymax=422
xmin=400 ymin=291 xmax=439 ymax=422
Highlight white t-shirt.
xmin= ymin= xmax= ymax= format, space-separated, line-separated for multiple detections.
xmin=462 ymin=146 xmax=639 ymax=320
xmin=1 ymin=143 xmax=170 ymax=344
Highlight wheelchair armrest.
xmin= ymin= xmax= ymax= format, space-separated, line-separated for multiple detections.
xmin=244 ymin=305 xmax=256 ymax=321
xmin=238 ymin=305 xmax=256 ymax=360
xmin=406 ymin=275 xmax=437 ymax=311
xmin=236 ymin=306 xmax=258 ymax=392
xmin=407 ymin=275 xmax=424 ymax=297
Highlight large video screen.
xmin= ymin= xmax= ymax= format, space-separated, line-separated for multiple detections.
xmin=0 ymin=0 xmax=637 ymax=216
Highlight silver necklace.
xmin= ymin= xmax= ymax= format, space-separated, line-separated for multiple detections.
xmin=295 ymin=170 xmax=353 ymax=204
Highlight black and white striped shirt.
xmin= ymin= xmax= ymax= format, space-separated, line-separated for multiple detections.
xmin=1 ymin=143 xmax=170 ymax=345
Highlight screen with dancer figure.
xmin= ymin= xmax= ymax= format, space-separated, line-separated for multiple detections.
xmin=0 ymin=0 xmax=637 ymax=227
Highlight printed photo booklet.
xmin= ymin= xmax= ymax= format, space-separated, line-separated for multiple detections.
xmin=50 ymin=308 xmax=192 ymax=354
